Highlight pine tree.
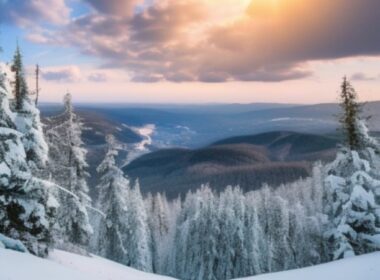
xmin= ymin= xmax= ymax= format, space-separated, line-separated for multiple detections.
xmin=216 ymin=187 xmax=236 ymax=279
xmin=11 ymin=45 xmax=28 ymax=112
xmin=0 ymin=63 xmax=57 ymax=257
xmin=96 ymin=134 xmax=130 ymax=264
xmin=196 ymin=187 xmax=219 ymax=280
xmin=339 ymin=77 xmax=362 ymax=150
xmin=126 ymin=181 xmax=152 ymax=272
xmin=244 ymin=198 xmax=265 ymax=276
xmin=45 ymin=93 xmax=92 ymax=249
xmin=324 ymin=77 xmax=380 ymax=259
xmin=149 ymin=193 xmax=171 ymax=273
xmin=11 ymin=46 xmax=48 ymax=170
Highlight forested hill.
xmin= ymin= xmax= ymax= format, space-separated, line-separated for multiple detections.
xmin=213 ymin=131 xmax=339 ymax=161
xmin=124 ymin=131 xmax=339 ymax=198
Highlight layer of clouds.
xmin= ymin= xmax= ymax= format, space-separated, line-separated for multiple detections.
xmin=351 ymin=72 xmax=379 ymax=81
xmin=84 ymin=0 xmax=143 ymax=18
xmin=88 ymin=72 xmax=108 ymax=82
xmin=42 ymin=66 xmax=83 ymax=83
xmin=0 ymin=0 xmax=70 ymax=26
xmin=42 ymin=66 xmax=112 ymax=83
xmin=20 ymin=0 xmax=380 ymax=82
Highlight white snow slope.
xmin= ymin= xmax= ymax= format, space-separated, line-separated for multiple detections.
xmin=0 ymin=248 xmax=175 ymax=280
xmin=237 ymin=252 xmax=380 ymax=280
xmin=0 ymin=248 xmax=379 ymax=280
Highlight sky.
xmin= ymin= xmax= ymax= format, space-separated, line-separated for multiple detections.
xmin=0 ymin=0 xmax=380 ymax=104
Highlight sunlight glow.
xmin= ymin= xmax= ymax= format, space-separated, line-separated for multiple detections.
xmin=247 ymin=0 xmax=282 ymax=17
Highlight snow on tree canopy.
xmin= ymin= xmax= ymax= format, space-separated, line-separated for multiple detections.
xmin=11 ymin=46 xmax=48 ymax=170
xmin=44 ymin=93 xmax=93 ymax=250
xmin=0 ymin=64 xmax=57 ymax=257
xmin=324 ymin=126 xmax=380 ymax=258
xmin=93 ymin=134 xmax=130 ymax=265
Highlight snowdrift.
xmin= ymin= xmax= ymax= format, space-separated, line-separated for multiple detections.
xmin=0 ymin=248 xmax=175 ymax=280
xmin=0 ymin=247 xmax=379 ymax=280
xmin=237 ymin=252 xmax=380 ymax=280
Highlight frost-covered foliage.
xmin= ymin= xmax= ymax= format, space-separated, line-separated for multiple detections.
xmin=324 ymin=145 xmax=380 ymax=259
xmin=87 ymin=158 xmax=327 ymax=279
xmin=166 ymin=174 xmax=327 ymax=280
xmin=324 ymin=79 xmax=380 ymax=259
xmin=0 ymin=64 xmax=57 ymax=257
xmin=44 ymin=93 xmax=92 ymax=249
xmin=146 ymin=193 xmax=179 ymax=274
xmin=11 ymin=46 xmax=48 ymax=170
xmin=125 ymin=182 xmax=153 ymax=272
xmin=86 ymin=163 xmax=322 ymax=279
xmin=94 ymin=135 xmax=130 ymax=264
xmin=90 ymin=138 xmax=153 ymax=272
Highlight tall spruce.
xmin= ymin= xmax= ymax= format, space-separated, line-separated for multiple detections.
xmin=96 ymin=134 xmax=130 ymax=264
xmin=324 ymin=77 xmax=380 ymax=259
xmin=45 ymin=93 xmax=92 ymax=249
xmin=339 ymin=76 xmax=362 ymax=150
xmin=11 ymin=46 xmax=48 ymax=170
xmin=148 ymin=193 xmax=171 ymax=273
xmin=11 ymin=45 xmax=27 ymax=111
xmin=0 ymin=62 xmax=57 ymax=257
xmin=126 ymin=181 xmax=152 ymax=272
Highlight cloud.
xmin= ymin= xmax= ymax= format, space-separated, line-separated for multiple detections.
xmin=129 ymin=1 xmax=205 ymax=44
xmin=23 ymin=0 xmax=380 ymax=83
xmin=203 ymin=0 xmax=380 ymax=81
xmin=351 ymin=72 xmax=379 ymax=81
xmin=0 ymin=0 xmax=70 ymax=26
xmin=88 ymin=72 xmax=108 ymax=82
xmin=42 ymin=66 xmax=83 ymax=83
xmin=84 ymin=0 xmax=142 ymax=18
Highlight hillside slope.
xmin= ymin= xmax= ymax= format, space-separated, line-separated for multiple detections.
xmin=237 ymin=252 xmax=380 ymax=280
xmin=124 ymin=131 xmax=338 ymax=198
xmin=213 ymin=131 xmax=339 ymax=161
xmin=0 ymin=248 xmax=175 ymax=280
xmin=1 ymin=248 xmax=378 ymax=280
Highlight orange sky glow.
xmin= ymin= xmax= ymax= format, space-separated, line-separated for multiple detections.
xmin=1 ymin=0 xmax=380 ymax=103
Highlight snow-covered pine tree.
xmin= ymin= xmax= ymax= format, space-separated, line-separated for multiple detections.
xmin=95 ymin=134 xmax=130 ymax=264
xmin=244 ymin=195 xmax=265 ymax=276
xmin=324 ymin=77 xmax=380 ymax=259
xmin=148 ymin=193 xmax=171 ymax=273
xmin=0 ymin=63 xmax=57 ymax=257
xmin=266 ymin=194 xmax=293 ymax=271
xmin=45 ymin=93 xmax=92 ymax=249
xmin=230 ymin=188 xmax=248 ymax=279
xmin=126 ymin=181 xmax=152 ymax=272
xmin=158 ymin=194 xmax=181 ymax=276
xmin=216 ymin=186 xmax=237 ymax=279
xmin=11 ymin=46 xmax=48 ymax=170
xmin=195 ymin=187 xmax=219 ymax=280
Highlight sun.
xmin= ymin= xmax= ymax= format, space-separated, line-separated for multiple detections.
xmin=247 ymin=0 xmax=282 ymax=17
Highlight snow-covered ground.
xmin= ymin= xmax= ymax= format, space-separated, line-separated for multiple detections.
xmin=0 ymin=248 xmax=379 ymax=280
xmin=237 ymin=252 xmax=380 ymax=280
xmin=0 ymin=248 xmax=175 ymax=280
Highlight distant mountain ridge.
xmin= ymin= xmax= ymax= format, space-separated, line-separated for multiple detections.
xmin=213 ymin=131 xmax=339 ymax=161
xmin=40 ymin=101 xmax=380 ymax=198
xmin=69 ymin=101 xmax=380 ymax=148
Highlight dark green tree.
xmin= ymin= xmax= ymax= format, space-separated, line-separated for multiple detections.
xmin=11 ymin=45 xmax=29 ymax=111
xmin=10 ymin=45 xmax=48 ymax=170
xmin=339 ymin=77 xmax=362 ymax=150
